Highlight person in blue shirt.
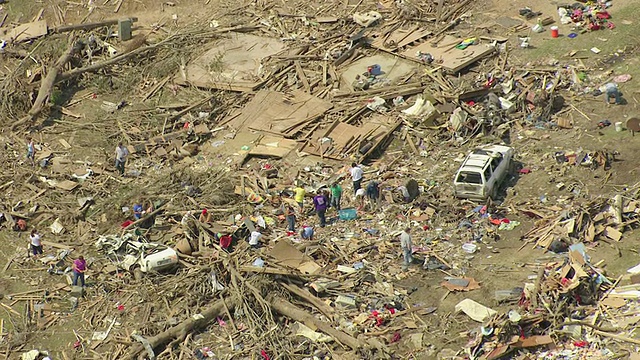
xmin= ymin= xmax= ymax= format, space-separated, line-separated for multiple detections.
xmin=133 ymin=201 xmax=143 ymax=220
xmin=300 ymin=226 xmax=314 ymax=240
xmin=366 ymin=181 xmax=381 ymax=210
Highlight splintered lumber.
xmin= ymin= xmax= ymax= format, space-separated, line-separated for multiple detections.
xmin=125 ymin=298 xmax=233 ymax=359
xmin=280 ymin=282 xmax=335 ymax=320
xmin=12 ymin=38 xmax=83 ymax=129
xmin=269 ymin=296 xmax=362 ymax=350
xmin=51 ymin=17 xmax=138 ymax=33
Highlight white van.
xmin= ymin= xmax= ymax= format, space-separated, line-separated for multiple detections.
xmin=95 ymin=234 xmax=179 ymax=279
xmin=453 ymin=145 xmax=514 ymax=201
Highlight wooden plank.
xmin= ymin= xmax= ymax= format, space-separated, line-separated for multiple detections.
xmin=294 ymin=61 xmax=310 ymax=92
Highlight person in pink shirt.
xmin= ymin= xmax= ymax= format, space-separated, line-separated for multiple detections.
xmin=72 ymin=256 xmax=87 ymax=287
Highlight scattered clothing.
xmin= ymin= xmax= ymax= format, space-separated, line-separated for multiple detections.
xmin=15 ymin=219 xmax=27 ymax=231
xmin=219 ymin=234 xmax=232 ymax=250
xmin=249 ymin=231 xmax=263 ymax=247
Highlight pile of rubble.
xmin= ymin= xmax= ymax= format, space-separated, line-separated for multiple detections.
xmin=0 ymin=0 xmax=638 ymax=359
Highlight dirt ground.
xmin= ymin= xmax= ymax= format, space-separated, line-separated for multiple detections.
xmin=1 ymin=0 xmax=640 ymax=358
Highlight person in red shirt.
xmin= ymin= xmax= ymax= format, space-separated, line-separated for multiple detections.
xmin=72 ymin=256 xmax=87 ymax=287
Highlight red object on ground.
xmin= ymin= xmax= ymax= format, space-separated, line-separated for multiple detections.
xmin=518 ymin=168 xmax=531 ymax=174
xmin=390 ymin=332 xmax=401 ymax=343
xmin=120 ymin=220 xmax=133 ymax=228
xmin=260 ymin=350 xmax=270 ymax=360
xmin=220 ymin=235 xmax=232 ymax=249
xmin=573 ymin=340 xmax=589 ymax=347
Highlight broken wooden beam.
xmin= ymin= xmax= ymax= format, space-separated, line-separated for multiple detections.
xmin=268 ymin=296 xmax=362 ymax=350
xmin=51 ymin=17 xmax=139 ymax=33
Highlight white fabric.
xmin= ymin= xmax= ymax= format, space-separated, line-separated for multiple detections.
xmin=249 ymin=231 xmax=262 ymax=246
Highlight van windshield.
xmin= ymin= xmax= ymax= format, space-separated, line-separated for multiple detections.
xmin=456 ymin=171 xmax=482 ymax=184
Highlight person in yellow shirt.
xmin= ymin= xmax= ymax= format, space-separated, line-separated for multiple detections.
xmin=294 ymin=185 xmax=306 ymax=210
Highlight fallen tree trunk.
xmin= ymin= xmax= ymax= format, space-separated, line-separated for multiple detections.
xmin=125 ymin=297 xmax=234 ymax=360
xmin=11 ymin=38 xmax=83 ymax=130
xmin=51 ymin=17 xmax=138 ymax=33
xmin=269 ymin=296 xmax=362 ymax=351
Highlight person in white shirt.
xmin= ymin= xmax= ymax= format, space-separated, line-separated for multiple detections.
xmin=29 ymin=229 xmax=43 ymax=257
xmin=400 ymin=227 xmax=413 ymax=271
xmin=249 ymin=230 xmax=263 ymax=249
xmin=350 ymin=163 xmax=364 ymax=192
xmin=115 ymin=142 xmax=129 ymax=176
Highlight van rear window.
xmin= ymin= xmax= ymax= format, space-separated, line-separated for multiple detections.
xmin=456 ymin=171 xmax=482 ymax=184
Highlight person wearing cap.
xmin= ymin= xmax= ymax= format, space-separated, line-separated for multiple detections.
xmin=199 ymin=208 xmax=212 ymax=223
xmin=400 ymin=227 xmax=413 ymax=271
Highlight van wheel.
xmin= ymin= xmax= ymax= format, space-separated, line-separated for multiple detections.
xmin=132 ymin=266 xmax=143 ymax=281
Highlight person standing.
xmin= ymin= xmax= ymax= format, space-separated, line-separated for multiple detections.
xmin=313 ymin=191 xmax=329 ymax=227
xmin=115 ymin=142 xmax=129 ymax=176
xmin=72 ymin=256 xmax=87 ymax=287
xmin=26 ymin=137 xmax=35 ymax=166
xmin=286 ymin=206 xmax=296 ymax=233
xmin=330 ymin=182 xmax=342 ymax=211
xmin=350 ymin=163 xmax=364 ymax=192
xmin=29 ymin=229 xmax=43 ymax=257
xmin=293 ymin=184 xmax=306 ymax=211
xmin=366 ymin=181 xmax=381 ymax=210
xmin=400 ymin=228 xmax=413 ymax=271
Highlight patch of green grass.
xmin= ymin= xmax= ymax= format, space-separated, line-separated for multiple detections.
xmin=512 ymin=1 xmax=640 ymax=62
xmin=6 ymin=0 xmax=40 ymax=23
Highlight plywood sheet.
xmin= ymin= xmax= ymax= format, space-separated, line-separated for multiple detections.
xmin=400 ymin=35 xmax=495 ymax=73
xmin=247 ymin=136 xmax=298 ymax=158
xmin=176 ymin=33 xmax=285 ymax=92
xmin=3 ymin=21 xmax=48 ymax=42
xmin=270 ymin=240 xmax=321 ymax=274
xmin=224 ymin=90 xmax=332 ymax=137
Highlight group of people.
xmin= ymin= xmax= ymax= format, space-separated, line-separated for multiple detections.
xmin=28 ymin=229 xmax=88 ymax=286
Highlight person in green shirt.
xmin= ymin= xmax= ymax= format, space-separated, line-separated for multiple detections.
xmin=330 ymin=182 xmax=342 ymax=210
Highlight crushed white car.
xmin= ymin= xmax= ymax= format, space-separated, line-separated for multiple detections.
xmin=95 ymin=233 xmax=178 ymax=278
xmin=453 ymin=144 xmax=514 ymax=201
